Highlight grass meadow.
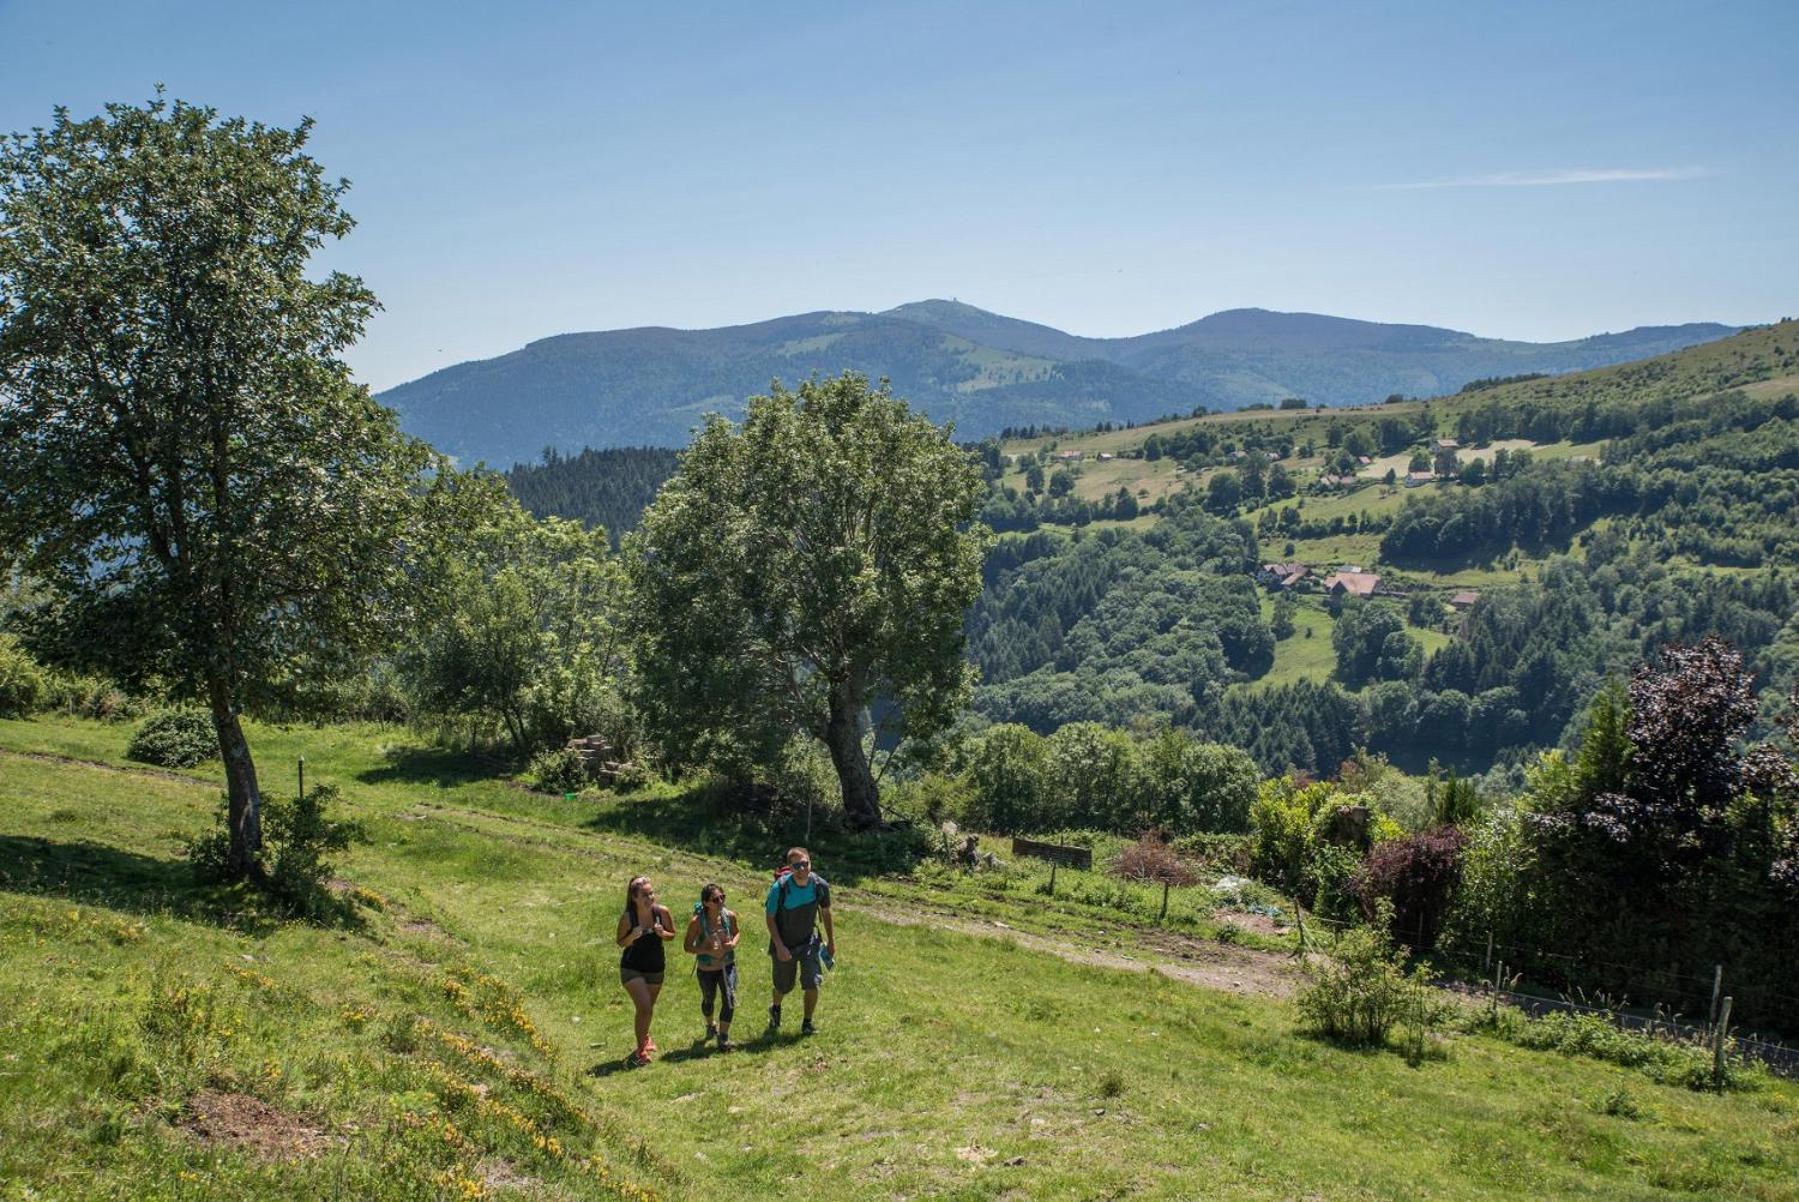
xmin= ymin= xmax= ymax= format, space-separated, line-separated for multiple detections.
xmin=3 ymin=716 xmax=1797 ymax=1199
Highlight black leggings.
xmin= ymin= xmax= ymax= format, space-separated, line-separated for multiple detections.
xmin=697 ymin=963 xmax=737 ymax=1024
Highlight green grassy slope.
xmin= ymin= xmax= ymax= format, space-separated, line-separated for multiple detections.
xmin=4 ymin=718 xmax=1797 ymax=1200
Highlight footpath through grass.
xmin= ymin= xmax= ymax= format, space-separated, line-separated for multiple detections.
xmin=3 ymin=717 xmax=1797 ymax=1200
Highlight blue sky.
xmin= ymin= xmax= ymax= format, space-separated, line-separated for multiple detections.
xmin=3 ymin=0 xmax=1794 ymax=390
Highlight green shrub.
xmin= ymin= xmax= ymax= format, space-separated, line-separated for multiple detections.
xmin=126 ymin=710 xmax=218 ymax=768
xmin=1594 ymin=1086 xmax=1641 ymax=1119
xmin=525 ymin=746 xmax=592 ymax=794
xmin=187 ymin=784 xmax=365 ymax=922
xmin=1296 ymin=902 xmax=1444 ymax=1059
xmin=263 ymin=783 xmax=365 ymax=921
xmin=43 ymin=671 xmax=141 ymax=722
xmin=1491 ymin=1008 xmax=1739 ymax=1090
xmin=886 ymin=772 xmax=976 ymax=829
xmin=0 ymin=634 xmax=48 ymax=717
xmin=1170 ymin=832 xmax=1253 ymax=874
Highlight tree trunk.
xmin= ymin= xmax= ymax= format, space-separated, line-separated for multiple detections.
xmin=823 ymin=683 xmax=881 ymax=830
xmin=209 ymin=682 xmax=264 ymax=880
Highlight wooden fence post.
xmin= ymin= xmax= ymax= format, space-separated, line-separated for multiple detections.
xmin=1048 ymin=861 xmax=1057 ymax=897
xmin=297 ymin=755 xmax=305 ymax=802
xmin=1714 ymin=996 xmax=1734 ymax=1090
xmin=1158 ymin=879 xmax=1170 ymax=924
xmin=1709 ymin=964 xmax=1723 ymax=1032
xmin=1484 ymin=930 xmax=1494 ymax=976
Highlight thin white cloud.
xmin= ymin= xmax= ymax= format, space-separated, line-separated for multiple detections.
xmin=1377 ymin=167 xmax=1710 ymax=190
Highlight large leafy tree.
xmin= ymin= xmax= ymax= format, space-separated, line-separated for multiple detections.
xmin=627 ymin=373 xmax=987 ymax=828
xmin=402 ymin=481 xmax=632 ymax=758
xmin=0 ymin=96 xmax=438 ymax=877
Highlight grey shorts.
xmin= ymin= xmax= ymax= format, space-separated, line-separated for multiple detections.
xmin=771 ymin=940 xmax=822 ymax=993
xmin=620 ymin=967 xmax=665 ymax=987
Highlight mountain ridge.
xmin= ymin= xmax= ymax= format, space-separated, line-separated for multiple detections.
xmin=379 ymin=301 xmax=1740 ymax=466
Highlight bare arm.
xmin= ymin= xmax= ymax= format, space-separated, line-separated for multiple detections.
xmin=652 ymin=905 xmax=677 ymax=941
xmin=723 ymin=909 xmax=741 ymax=951
xmin=615 ymin=910 xmax=641 ymax=949
xmin=682 ymin=914 xmax=703 ymax=955
xmin=767 ymin=909 xmax=790 ymax=960
xmin=821 ymin=904 xmax=836 ymax=953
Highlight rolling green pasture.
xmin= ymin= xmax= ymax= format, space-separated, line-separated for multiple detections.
xmin=3 ymin=717 xmax=1798 ymax=1199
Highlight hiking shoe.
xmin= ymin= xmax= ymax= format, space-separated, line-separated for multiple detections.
xmin=705 ymin=1022 xmax=718 ymax=1040
xmin=629 ymin=1046 xmax=652 ymax=1067
xmin=768 ymin=1004 xmax=781 ymax=1030
xmin=801 ymin=1019 xmax=817 ymax=1036
xmin=717 ymin=1037 xmax=736 ymax=1053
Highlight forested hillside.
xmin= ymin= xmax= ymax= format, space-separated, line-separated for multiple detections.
xmin=381 ymin=301 xmax=1735 ymax=465
xmin=965 ymin=322 xmax=1799 ymax=780
xmin=504 ymin=447 xmax=679 ymax=545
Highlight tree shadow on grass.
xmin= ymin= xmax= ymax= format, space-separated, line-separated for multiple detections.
xmin=355 ymin=745 xmax=509 ymax=791
xmin=0 ymin=833 xmax=283 ymax=935
xmin=582 ymin=786 xmax=926 ymax=887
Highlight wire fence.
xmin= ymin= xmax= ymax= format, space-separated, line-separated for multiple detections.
xmin=1281 ymin=907 xmax=1799 ymax=1078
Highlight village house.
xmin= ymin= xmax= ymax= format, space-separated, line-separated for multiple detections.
xmin=1322 ymin=569 xmax=1380 ymax=598
xmin=1257 ymin=562 xmax=1310 ymax=590
xmin=1406 ymin=470 xmax=1434 ymax=487
xmin=1450 ymin=590 xmax=1480 ymax=611
xmin=1055 ymin=449 xmax=1084 ymax=463
xmin=1096 ymin=451 xmax=1115 ymax=461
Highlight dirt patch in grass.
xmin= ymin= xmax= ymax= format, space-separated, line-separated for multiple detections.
xmin=859 ymin=899 xmax=1303 ymax=1000
xmin=478 ymin=1157 xmax=537 ymax=1190
xmin=179 ymin=1090 xmax=337 ymax=1161
xmin=1215 ymin=911 xmax=1288 ymax=939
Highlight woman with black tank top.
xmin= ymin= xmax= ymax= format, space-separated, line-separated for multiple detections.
xmin=616 ymin=875 xmax=674 ymax=1065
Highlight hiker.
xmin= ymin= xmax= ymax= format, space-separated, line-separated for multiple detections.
xmin=766 ymin=846 xmax=835 ymax=1035
xmin=616 ymin=874 xmax=675 ymax=1065
xmin=683 ymin=882 xmax=741 ymax=1051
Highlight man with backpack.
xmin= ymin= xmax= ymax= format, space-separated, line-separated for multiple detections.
xmin=766 ymin=846 xmax=835 ymax=1035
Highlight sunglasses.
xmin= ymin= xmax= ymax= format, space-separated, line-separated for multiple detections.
xmin=791 ymin=860 xmax=810 ymax=869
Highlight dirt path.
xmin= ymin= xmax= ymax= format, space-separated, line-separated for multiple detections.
xmin=851 ymin=897 xmax=1305 ymax=998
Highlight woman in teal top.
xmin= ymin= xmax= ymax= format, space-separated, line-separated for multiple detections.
xmin=683 ymin=883 xmax=740 ymax=1051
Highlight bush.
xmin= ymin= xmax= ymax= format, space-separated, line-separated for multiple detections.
xmin=1296 ymin=902 xmax=1443 ymax=1059
xmin=1490 ymin=1008 xmax=1739 ymax=1091
xmin=1352 ymin=826 xmax=1468 ymax=951
xmin=187 ymin=783 xmax=365 ymax=922
xmin=126 ymin=710 xmax=218 ymax=768
xmin=263 ymin=784 xmax=364 ymax=921
xmin=1112 ymin=833 xmax=1199 ymax=886
xmin=0 ymin=634 xmax=48 ymax=718
xmin=1170 ymin=832 xmax=1254 ymax=874
xmin=763 ymin=737 xmax=839 ymax=810
xmin=525 ymin=746 xmax=592 ymax=794
xmin=43 ymin=671 xmax=140 ymax=722
xmin=887 ymin=772 xmax=976 ymax=830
